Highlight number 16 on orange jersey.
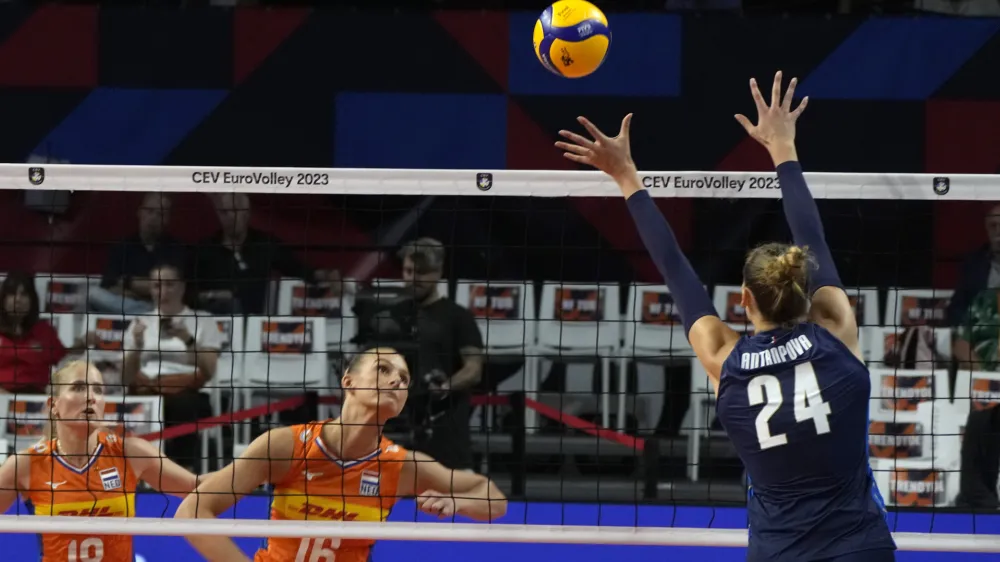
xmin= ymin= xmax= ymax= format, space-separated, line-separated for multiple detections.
xmin=295 ymin=538 xmax=341 ymax=562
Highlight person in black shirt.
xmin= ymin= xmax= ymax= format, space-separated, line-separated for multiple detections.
xmin=398 ymin=237 xmax=484 ymax=471
xmin=89 ymin=193 xmax=185 ymax=314
xmin=191 ymin=193 xmax=338 ymax=315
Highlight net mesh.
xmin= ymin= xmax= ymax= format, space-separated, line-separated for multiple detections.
xmin=0 ymin=164 xmax=998 ymax=560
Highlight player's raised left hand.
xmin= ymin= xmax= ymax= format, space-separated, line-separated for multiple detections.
xmin=417 ymin=489 xmax=456 ymax=519
xmin=556 ymin=114 xmax=635 ymax=182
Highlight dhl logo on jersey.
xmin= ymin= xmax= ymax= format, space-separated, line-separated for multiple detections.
xmin=271 ymin=491 xmax=388 ymax=522
xmin=33 ymin=494 xmax=135 ymax=517
xmin=900 ymin=296 xmax=948 ymax=327
xmin=554 ymin=289 xmax=603 ymax=322
xmin=724 ymin=291 xmax=747 ymax=324
xmin=261 ymin=321 xmax=313 ymax=354
xmin=291 ymin=285 xmax=343 ymax=319
xmin=890 ymin=469 xmax=944 ymax=507
xmin=971 ymin=377 xmax=1000 ymax=411
xmin=641 ymin=291 xmax=679 ymax=326
xmin=6 ymin=398 xmax=46 ymax=437
xmin=868 ymin=421 xmax=924 ymax=459
xmin=44 ymin=281 xmax=84 ymax=313
xmin=879 ymin=372 xmax=934 ymax=411
xmin=469 ymin=285 xmax=520 ymax=320
xmin=94 ymin=318 xmax=128 ymax=351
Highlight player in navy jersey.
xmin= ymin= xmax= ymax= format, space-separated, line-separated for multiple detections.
xmin=555 ymin=71 xmax=896 ymax=562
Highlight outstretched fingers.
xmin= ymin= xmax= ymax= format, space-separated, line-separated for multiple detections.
xmin=749 ymin=78 xmax=767 ymax=115
xmin=733 ymin=114 xmax=755 ymax=135
xmin=770 ymin=70 xmax=783 ymax=109
xmin=791 ymin=96 xmax=809 ymax=119
xmin=576 ymin=116 xmax=608 ymax=141
xmin=781 ymin=77 xmax=798 ymax=111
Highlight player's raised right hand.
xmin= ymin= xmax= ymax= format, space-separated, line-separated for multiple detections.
xmin=556 ymin=114 xmax=635 ymax=182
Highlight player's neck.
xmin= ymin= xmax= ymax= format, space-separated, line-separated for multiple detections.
xmin=54 ymin=429 xmax=95 ymax=465
xmin=323 ymin=415 xmax=382 ymax=460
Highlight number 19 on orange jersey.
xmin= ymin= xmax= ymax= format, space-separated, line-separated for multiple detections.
xmin=295 ymin=538 xmax=342 ymax=562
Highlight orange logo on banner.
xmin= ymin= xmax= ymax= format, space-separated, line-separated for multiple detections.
xmin=641 ymin=291 xmax=679 ymax=325
xmin=554 ymin=289 xmax=603 ymax=322
xmin=45 ymin=281 xmax=83 ymax=313
xmin=262 ymin=321 xmax=313 ymax=354
xmin=469 ymin=285 xmax=520 ymax=320
xmin=103 ymin=402 xmax=149 ymax=434
xmin=291 ymin=285 xmax=342 ymax=319
xmin=890 ymin=469 xmax=944 ymax=507
xmin=899 ymin=296 xmax=949 ymax=327
xmin=94 ymin=318 xmax=128 ymax=351
xmin=880 ymin=373 xmax=934 ymax=411
xmin=724 ymin=291 xmax=747 ymax=324
xmin=6 ymin=398 xmax=46 ymax=436
xmin=868 ymin=421 xmax=923 ymax=459
xmin=971 ymin=377 xmax=1000 ymax=411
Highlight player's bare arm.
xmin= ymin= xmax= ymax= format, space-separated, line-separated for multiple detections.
xmin=736 ymin=71 xmax=860 ymax=358
xmin=555 ymin=114 xmax=739 ymax=392
xmin=399 ymin=450 xmax=507 ymax=521
xmin=175 ymin=427 xmax=295 ymax=562
xmin=0 ymin=452 xmax=30 ymax=514
xmin=122 ymin=436 xmax=210 ymax=497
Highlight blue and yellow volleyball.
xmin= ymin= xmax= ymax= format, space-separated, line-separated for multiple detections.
xmin=533 ymin=0 xmax=611 ymax=79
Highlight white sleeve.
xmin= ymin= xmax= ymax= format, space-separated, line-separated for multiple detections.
xmin=195 ymin=317 xmax=224 ymax=351
xmin=122 ymin=319 xmax=138 ymax=353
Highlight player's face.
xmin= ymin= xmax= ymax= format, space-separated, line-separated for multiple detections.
xmin=51 ymin=366 xmax=106 ymax=430
xmin=402 ymin=257 xmax=440 ymax=301
xmin=343 ymin=353 xmax=410 ymax=417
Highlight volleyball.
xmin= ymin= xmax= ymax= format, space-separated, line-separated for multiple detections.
xmin=533 ymin=0 xmax=611 ymax=79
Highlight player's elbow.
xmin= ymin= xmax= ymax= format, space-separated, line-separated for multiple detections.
xmin=174 ymin=492 xmax=224 ymax=520
xmin=482 ymin=480 xmax=508 ymax=520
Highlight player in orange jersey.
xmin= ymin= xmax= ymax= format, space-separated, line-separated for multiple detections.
xmin=176 ymin=346 xmax=508 ymax=562
xmin=0 ymin=360 xmax=208 ymax=562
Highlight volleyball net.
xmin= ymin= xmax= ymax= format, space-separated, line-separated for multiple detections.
xmin=0 ymin=163 xmax=998 ymax=560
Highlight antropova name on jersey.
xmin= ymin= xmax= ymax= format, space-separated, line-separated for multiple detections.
xmin=641 ymin=174 xmax=781 ymax=192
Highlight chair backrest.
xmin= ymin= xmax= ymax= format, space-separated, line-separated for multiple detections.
xmin=868 ymin=367 xmax=949 ymax=417
xmin=1 ymin=394 xmax=47 ymax=452
xmin=35 ymin=275 xmax=92 ymax=313
xmin=883 ymin=288 xmax=953 ymax=328
xmin=845 ymin=287 xmax=881 ymax=328
xmin=275 ymin=278 xmax=358 ymax=352
xmin=865 ymin=326 xmax=952 ymax=369
xmin=103 ymin=395 xmax=163 ymax=447
xmin=868 ymin=405 xmax=933 ymax=462
xmin=85 ymin=313 xmax=138 ymax=363
xmin=537 ymin=282 xmax=620 ymax=351
xmin=372 ymin=278 xmax=449 ymax=299
xmin=869 ymin=455 xmax=959 ymax=508
xmin=243 ymin=316 xmax=329 ymax=388
xmin=453 ymin=280 xmax=535 ymax=350
xmin=952 ymin=369 xmax=1000 ymax=412
xmin=713 ymin=285 xmax=750 ymax=332
xmin=44 ymin=313 xmax=80 ymax=348
xmin=623 ymin=283 xmax=691 ymax=353
xmin=210 ymin=316 xmax=245 ymax=389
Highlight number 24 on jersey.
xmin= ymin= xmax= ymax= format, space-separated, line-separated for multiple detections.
xmin=747 ymin=362 xmax=832 ymax=450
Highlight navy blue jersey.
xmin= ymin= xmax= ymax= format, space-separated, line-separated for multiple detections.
xmin=716 ymin=323 xmax=896 ymax=562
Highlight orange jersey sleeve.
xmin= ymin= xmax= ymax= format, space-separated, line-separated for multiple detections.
xmin=255 ymin=422 xmax=409 ymax=562
xmin=21 ymin=431 xmax=138 ymax=562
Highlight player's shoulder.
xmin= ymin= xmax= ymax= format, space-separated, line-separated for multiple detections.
xmin=378 ymin=436 xmax=407 ymax=460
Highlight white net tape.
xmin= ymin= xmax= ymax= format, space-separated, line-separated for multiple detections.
xmin=0 ymin=516 xmax=999 ymax=551
xmin=0 ymin=163 xmax=991 ymax=199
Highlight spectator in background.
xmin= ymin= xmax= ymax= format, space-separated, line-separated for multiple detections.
xmin=948 ymin=203 xmax=1000 ymax=508
xmin=397 ymin=237 xmax=484 ymax=471
xmin=0 ymin=272 xmax=68 ymax=393
xmin=122 ymin=261 xmax=222 ymax=471
xmin=90 ymin=193 xmax=186 ymax=314
xmin=191 ymin=193 xmax=339 ymax=315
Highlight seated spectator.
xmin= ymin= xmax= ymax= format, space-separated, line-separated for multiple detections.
xmin=89 ymin=192 xmax=185 ymax=314
xmin=0 ymin=272 xmax=70 ymax=393
xmin=190 ymin=193 xmax=339 ymax=315
xmin=948 ymin=202 xmax=1000 ymax=508
xmin=122 ymin=261 xmax=222 ymax=471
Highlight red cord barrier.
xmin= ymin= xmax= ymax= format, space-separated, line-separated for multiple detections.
xmin=136 ymin=392 xmax=645 ymax=452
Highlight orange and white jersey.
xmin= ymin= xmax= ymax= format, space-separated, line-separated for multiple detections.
xmin=255 ymin=422 xmax=409 ymax=562
xmin=21 ymin=432 xmax=137 ymax=562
